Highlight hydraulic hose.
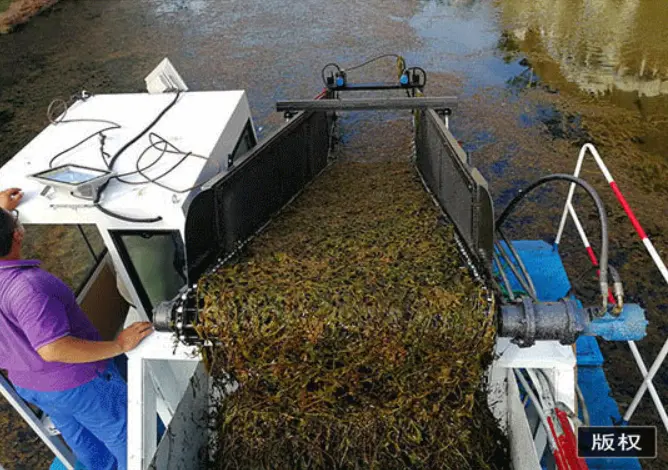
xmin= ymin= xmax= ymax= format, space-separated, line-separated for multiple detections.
xmin=496 ymin=174 xmax=609 ymax=311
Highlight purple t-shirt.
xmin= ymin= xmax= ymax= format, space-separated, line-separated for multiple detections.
xmin=0 ymin=259 xmax=109 ymax=392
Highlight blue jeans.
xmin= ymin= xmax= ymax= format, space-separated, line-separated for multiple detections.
xmin=15 ymin=361 xmax=127 ymax=470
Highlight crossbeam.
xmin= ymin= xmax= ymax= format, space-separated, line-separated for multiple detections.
xmin=276 ymin=97 xmax=458 ymax=113
xmin=330 ymin=82 xmax=422 ymax=91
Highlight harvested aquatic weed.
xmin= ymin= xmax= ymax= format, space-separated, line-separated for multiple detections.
xmin=198 ymin=161 xmax=507 ymax=469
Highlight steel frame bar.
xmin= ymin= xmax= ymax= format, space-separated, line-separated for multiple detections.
xmin=329 ymin=82 xmax=421 ymax=91
xmin=276 ymin=97 xmax=458 ymax=112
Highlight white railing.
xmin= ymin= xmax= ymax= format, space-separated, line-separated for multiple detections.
xmin=126 ymin=331 xmax=206 ymax=470
xmin=554 ymin=143 xmax=668 ymax=433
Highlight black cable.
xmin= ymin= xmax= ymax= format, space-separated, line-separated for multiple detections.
xmin=405 ymin=66 xmax=427 ymax=88
xmin=95 ymin=203 xmax=162 ymax=223
xmin=114 ymin=133 xmax=208 ymax=192
xmin=68 ymin=192 xmax=163 ymax=223
xmin=46 ymin=95 xmax=121 ymax=169
xmin=47 ymin=96 xmax=122 ymax=128
xmin=107 ymin=91 xmax=182 ymax=170
xmin=114 ymin=134 xmax=171 ymax=182
xmin=321 ymin=63 xmax=342 ymax=87
xmin=92 ymin=92 xmax=182 ymax=223
xmin=49 ymin=124 xmax=120 ymax=168
xmin=345 ymin=53 xmax=403 ymax=71
xmin=143 ymin=132 xmax=206 ymax=161
xmin=496 ymin=174 xmax=609 ymax=310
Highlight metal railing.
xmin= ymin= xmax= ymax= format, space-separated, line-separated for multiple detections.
xmin=554 ymin=143 xmax=668 ymax=433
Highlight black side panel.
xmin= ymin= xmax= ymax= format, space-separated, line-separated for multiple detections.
xmin=415 ymin=110 xmax=494 ymax=273
xmin=185 ymin=111 xmax=331 ymax=282
xmin=184 ymin=189 xmax=217 ymax=283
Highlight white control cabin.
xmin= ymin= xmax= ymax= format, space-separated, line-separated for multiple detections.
xmin=0 ymin=87 xmax=257 ymax=470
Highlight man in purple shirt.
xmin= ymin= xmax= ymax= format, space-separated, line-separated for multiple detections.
xmin=0 ymin=188 xmax=153 ymax=470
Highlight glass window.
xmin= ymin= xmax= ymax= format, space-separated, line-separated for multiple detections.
xmin=112 ymin=231 xmax=186 ymax=316
xmin=21 ymin=224 xmax=106 ymax=294
xmin=230 ymin=120 xmax=257 ymax=164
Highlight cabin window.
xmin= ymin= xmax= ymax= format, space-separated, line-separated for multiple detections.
xmin=21 ymin=224 xmax=106 ymax=295
xmin=229 ymin=119 xmax=257 ymax=165
xmin=111 ymin=231 xmax=187 ymax=318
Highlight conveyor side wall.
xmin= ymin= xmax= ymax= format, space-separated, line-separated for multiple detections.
xmin=414 ymin=109 xmax=495 ymax=274
xmin=184 ymin=110 xmax=332 ymax=282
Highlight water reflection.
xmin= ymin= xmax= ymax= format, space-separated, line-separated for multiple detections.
xmin=497 ymin=0 xmax=668 ymax=97
xmin=410 ymin=0 xmax=525 ymax=91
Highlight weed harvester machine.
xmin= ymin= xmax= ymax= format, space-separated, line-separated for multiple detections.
xmin=150 ymin=58 xmax=654 ymax=470
xmin=2 ymin=57 xmax=661 ymax=470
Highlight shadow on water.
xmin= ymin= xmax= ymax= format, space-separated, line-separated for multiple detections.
xmin=0 ymin=0 xmax=667 ymax=467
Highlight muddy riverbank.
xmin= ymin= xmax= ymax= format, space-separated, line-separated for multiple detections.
xmin=0 ymin=0 xmax=667 ymax=468
xmin=0 ymin=0 xmax=59 ymax=34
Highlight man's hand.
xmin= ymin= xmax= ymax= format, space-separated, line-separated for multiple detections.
xmin=0 ymin=188 xmax=23 ymax=211
xmin=38 ymin=323 xmax=155 ymax=363
xmin=115 ymin=322 xmax=154 ymax=353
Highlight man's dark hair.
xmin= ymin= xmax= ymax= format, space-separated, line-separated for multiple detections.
xmin=0 ymin=209 xmax=15 ymax=257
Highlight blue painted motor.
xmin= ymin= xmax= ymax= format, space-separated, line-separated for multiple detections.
xmin=584 ymin=303 xmax=648 ymax=342
xmin=336 ymin=74 xmax=346 ymax=87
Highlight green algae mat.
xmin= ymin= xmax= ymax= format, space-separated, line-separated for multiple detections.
xmin=198 ymin=161 xmax=507 ymax=469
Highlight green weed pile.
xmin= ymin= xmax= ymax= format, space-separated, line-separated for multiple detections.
xmin=198 ymin=161 xmax=507 ymax=469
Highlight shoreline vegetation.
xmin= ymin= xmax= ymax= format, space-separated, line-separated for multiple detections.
xmin=0 ymin=0 xmax=59 ymax=34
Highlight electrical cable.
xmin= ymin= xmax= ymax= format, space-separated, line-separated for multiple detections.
xmin=93 ymin=92 xmax=183 ymax=223
xmin=345 ymin=53 xmax=403 ymax=72
xmin=496 ymin=174 xmax=609 ymax=311
xmin=113 ymin=133 xmax=209 ymax=193
xmin=47 ymin=97 xmax=121 ymax=128
xmin=321 ymin=62 xmax=342 ymax=87
xmin=497 ymin=227 xmax=538 ymax=298
xmin=493 ymin=250 xmax=516 ymax=301
xmin=46 ymin=92 xmax=120 ymax=166
xmin=404 ymin=66 xmax=427 ymax=88
xmin=320 ymin=54 xmax=409 ymax=88
xmin=49 ymin=124 xmax=120 ymax=168
xmin=107 ymin=91 xmax=181 ymax=170
xmin=513 ymin=369 xmax=560 ymax=453
xmin=575 ymin=383 xmax=590 ymax=426
xmin=46 ymin=95 xmax=123 ymax=169
xmin=495 ymin=241 xmax=537 ymax=301
xmin=44 ymin=92 xmax=182 ymax=223
xmin=68 ymin=191 xmax=164 ymax=223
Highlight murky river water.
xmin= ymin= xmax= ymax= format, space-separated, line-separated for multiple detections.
xmin=1 ymin=0 xmax=667 ymax=468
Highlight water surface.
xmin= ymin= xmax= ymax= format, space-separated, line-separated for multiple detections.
xmin=1 ymin=0 xmax=667 ymax=467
